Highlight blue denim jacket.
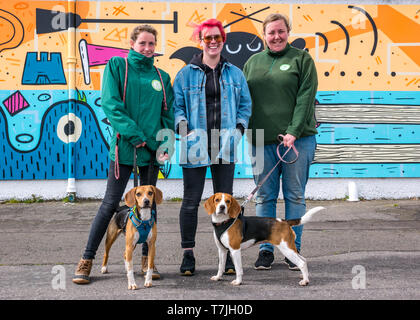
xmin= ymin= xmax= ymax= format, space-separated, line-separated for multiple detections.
xmin=173 ymin=61 xmax=252 ymax=167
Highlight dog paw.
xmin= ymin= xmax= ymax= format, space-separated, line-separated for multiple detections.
xmin=144 ymin=281 xmax=153 ymax=288
xmin=211 ymin=275 xmax=221 ymax=281
xmin=299 ymin=279 xmax=309 ymax=286
xmin=128 ymin=283 xmax=138 ymax=290
xmin=101 ymin=266 xmax=108 ymax=274
xmin=231 ymin=279 xmax=242 ymax=286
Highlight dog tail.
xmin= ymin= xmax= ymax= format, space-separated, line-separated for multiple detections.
xmin=300 ymin=206 xmax=325 ymax=225
xmin=287 ymin=206 xmax=325 ymax=226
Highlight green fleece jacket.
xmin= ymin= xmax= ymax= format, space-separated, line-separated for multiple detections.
xmin=101 ymin=49 xmax=174 ymax=166
xmin=243 ymin=43 xmax=318 ymax=145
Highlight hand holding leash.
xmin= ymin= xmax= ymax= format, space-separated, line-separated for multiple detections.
xmin=157 ymin=152 xmax=169 ymax=163
xmin=277 ymin=134 xmax=299 ymax=164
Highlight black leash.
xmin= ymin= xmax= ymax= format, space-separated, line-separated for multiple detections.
xmin=133 ymin=147 xmax=156 ymax=187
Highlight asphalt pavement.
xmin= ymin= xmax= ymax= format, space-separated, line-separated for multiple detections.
xmin=0 ymin=197 xmax=419 ymax=304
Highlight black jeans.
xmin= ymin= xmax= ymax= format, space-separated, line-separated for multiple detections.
xmin=83 ymin=160 xmax=159 ymax=260
xmin=179 ymin=163 xmax=235 ymax=249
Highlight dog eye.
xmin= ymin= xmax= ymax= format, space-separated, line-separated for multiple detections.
xmin=148 ymin=191 xmax=153 ymax=196
xmin=215 ymin=199 xmax=220 ymax=202
xmin=226 ymin=200 xmax=231 ymax=204
xmin=136 ymin=193 xmax=141 ymax=197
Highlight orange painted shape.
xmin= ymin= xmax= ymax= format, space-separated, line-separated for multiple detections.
xmin=376 ymin=6 xmax=420 ymax=68
xmin=304 ymin=5 xmax=420 ymax=68
xmin=216 ymin=3 xmax=260 ymax=35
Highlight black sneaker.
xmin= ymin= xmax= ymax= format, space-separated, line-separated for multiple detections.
xmin=284 ymin=250 xmax=300 ymax=271
xmin=224 ymin=253 xmax=236 ymax=275
xmin=180 ymin=250 xmax=195 ymax=276
xmin=254 ymin=250 xmax=274 ymax=270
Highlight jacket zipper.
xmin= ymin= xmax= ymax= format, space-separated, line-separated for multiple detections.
xmin=269 ymin=57 xmax=277 ymax=73
xmin=213 ymin=68 xmax=218 ymax=131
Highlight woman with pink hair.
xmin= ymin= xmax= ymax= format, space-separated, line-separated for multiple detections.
xmin=173 ymin=19 xmax=252 ymax=276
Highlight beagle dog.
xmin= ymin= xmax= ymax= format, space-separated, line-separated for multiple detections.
xmin=101 ymin=185 xmax=163 ymax=290
xmin=204 ymin=193 xmax=325 ymax=286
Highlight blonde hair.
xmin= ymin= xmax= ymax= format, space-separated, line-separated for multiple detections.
xmin=130 ymin=25 xmax=158 ymax=43
xmin=262 ymin=13 xmax=291 ymax=33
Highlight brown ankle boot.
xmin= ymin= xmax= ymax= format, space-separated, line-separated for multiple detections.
xmin=72 ymin=258 xmax=93 ymax=284
xmin=141 ymin=256 xmax=161 ymax=280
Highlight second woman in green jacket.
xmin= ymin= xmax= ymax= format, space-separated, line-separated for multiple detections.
xmin=243 ymin=13 xmax=318 ymax=271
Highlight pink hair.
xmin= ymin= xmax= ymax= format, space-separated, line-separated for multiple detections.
xmin=192 ymin=19 xmax=226 ymax=43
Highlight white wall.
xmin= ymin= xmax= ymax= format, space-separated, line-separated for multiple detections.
xmin=1 ymin=178 xmax=419 ymax=201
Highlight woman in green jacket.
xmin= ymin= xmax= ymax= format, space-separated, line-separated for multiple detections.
xmin=73 ymin=25 xmax=174 ymax=284
xmin=243 ymin=13 xmax=318 ymax=271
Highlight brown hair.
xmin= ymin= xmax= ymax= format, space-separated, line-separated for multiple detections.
xmin=262 ymin=13 xmax=291 ymax=33
xmin=130 ymin=25 xmax=158 ymax=43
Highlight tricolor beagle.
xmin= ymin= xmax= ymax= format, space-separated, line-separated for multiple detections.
xmin=101 ymin=185 xmax=163 ymax=290
xmin=204 ymin=193 xmax=325 ymax=286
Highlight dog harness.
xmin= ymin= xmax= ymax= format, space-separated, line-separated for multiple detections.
xmin=212 ymin=210 xmax=246 ymax=250
xmin=129 ymin=206 xmax=156 ymax=244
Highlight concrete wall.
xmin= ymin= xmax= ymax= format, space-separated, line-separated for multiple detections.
xmin=0 ymin=0 xmax=419 ymax=200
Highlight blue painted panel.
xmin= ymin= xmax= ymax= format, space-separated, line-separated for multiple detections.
xmin=1 ymin=90 xmax=420 ymax=180
xmin=310 ymin=163 xmax=419 ymax=178
xmin=316 ymin=91 xmax=420 ymax=105
xmin=22 ymin=53 xmax=66 ymax=85
xmin=316 ymin=123 xmax=420 ymax=144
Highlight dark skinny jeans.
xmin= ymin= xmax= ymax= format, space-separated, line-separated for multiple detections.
xmin=180 ymin=163 xmax=235 ymax=249
xmin=83 ymin=160 xmax=159 ymax=260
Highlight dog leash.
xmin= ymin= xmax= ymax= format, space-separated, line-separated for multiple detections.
xmin=132 ymin=147 xmax=156 ymax=187
xmin=240 ymin=134 xmax=299 ymax=208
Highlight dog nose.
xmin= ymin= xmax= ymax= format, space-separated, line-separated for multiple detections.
xmin=219 ymin=205 xmax=225 ymax=211
xmin=144 ymin=198 xmax=150 ymax=206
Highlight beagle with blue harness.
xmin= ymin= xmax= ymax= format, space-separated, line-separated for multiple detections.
xmin=101 ymin=185 xmax=163 ymax=289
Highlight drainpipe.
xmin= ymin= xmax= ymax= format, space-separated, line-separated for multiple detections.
xmin=66 ymin=0 xmax=77 ymax=201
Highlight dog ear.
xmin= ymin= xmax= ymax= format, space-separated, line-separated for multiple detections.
xmin=228 ymin=196 xmax=242 ymax=218
xmin=152 ymin=186 xmax=163 ymax=205
xmin=203 ymin=195 xmax=216 ymax=215
xmin=124 ymin=187 xmax=137 ymax=207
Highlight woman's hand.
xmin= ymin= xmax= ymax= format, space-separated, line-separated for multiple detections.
xmin=158 ymin=152 xmax=170 ymax=162
xmin=282 ymin=134 xmax=296 ymax=148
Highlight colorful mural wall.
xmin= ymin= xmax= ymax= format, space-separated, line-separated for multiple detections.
xmin=0 ymin=1 xmax=419 ymax=181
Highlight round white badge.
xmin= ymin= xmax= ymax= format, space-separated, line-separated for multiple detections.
xmin=280 ymin=64 xmax=291 ymax=71
xmin=151 ymin=80 xmax=162 ymax=91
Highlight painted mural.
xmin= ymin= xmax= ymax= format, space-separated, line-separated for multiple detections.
xmin=0 ymin=1 xmax=419 ymax=181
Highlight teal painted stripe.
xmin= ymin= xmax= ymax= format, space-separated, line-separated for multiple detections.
xmin=168 ymin=163 xmax=420 ymax=179
xmin=316 ymin=91 xmax=420 ymax=105
xmin=310 ymin=163 xmax=420 ymax=178
xmin=316 ymin=123 xmax=420 ymax=144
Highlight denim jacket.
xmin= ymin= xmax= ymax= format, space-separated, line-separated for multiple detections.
xmin=173 ymin=59 xmax=252 ymax=167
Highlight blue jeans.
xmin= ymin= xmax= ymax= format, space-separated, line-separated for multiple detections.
xmin=250 ymin=135 xmax=316 ymax=253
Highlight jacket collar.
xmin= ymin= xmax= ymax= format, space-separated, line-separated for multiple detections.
xmin=127 ymin=49 xmax=154 ymax=71
xmin=266 ymin=42 xmax=291 ymax=57
xmin=189 ymin=52 xmax=229 ymax=71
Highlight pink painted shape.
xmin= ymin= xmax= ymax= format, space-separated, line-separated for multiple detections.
xmin=3 ymin=91 xmax=29 ymax=116
xmin=87 ymin=44 xmax=129 ymax=66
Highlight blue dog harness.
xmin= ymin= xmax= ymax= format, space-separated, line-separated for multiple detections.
xmin=129 ymin=206 xmax=156 ymax=244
